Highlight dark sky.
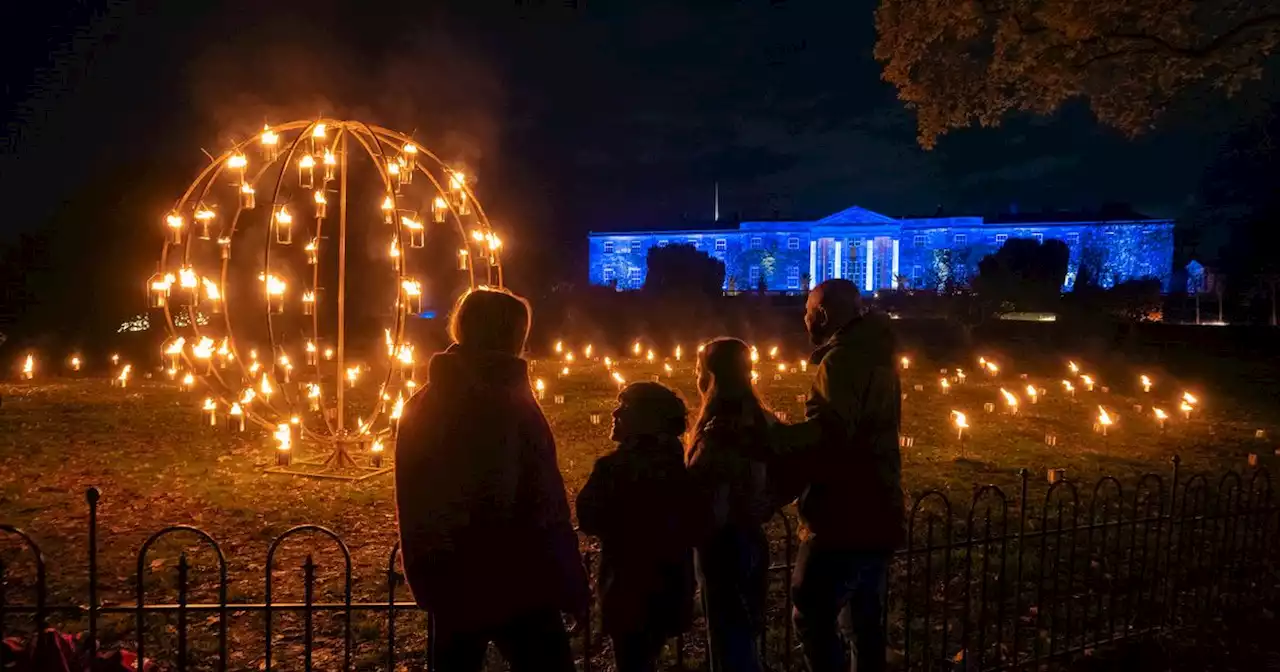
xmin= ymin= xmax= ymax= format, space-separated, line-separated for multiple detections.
xmin=3 ymin=0 xmax=1277 ymax=292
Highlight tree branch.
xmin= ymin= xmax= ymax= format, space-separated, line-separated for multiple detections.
xmin=1111 ymin=12 xmax=1280 ymax=59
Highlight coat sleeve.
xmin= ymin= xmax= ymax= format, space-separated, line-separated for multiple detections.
xmin=575 ymin=457 xmax=612 ymax=537
xmin=769 ymin=346 xmax=865 ymax=457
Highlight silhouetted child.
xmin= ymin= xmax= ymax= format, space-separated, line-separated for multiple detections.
xmin=577 ymin=382 xmax=696 ymax=672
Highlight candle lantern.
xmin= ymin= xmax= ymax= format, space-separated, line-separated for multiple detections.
xmin=534 ymin=378 xmax=546 ymax=401
xmin=382 ymin=195 xmax=395 ymax=224
xmin=203 ymin=398 xmax=217 ymax=426
xmin=1152 ymin=407 xmax=1168 ymax=430
xmin=1140 ymin=375 xmax=1153 ymax=393
xmin=195 ymin=206 xmax=215 ymax=240
xmin=20 ymin=354 xmax=34 ymax=380
xmin=305 ymin=239 xmax=319 ymax=265
xmin=323 ymin=150 xmax=337 ymax=182
xmin=940 ymin=378 xmax=951 ymax=394
xmin=202 ymin=279 xmax=223 ymax=314
xmin=370 ymin=439 xmax=385 ymax=468
xmin=1081 ymin=375 xmax=1095 ymax=392
xmin=952 ymin=410 xmax=968 ymax=440
xmin=590 ymin=413 xmax=602 ymax=425
xmin=227 ymin=153 xmax=247 ymax=184
xmin=69 ymin=356 xmax=82 ymax=373
xmin=913 ymin=384 xmax=924 ymax=392
xmin=1025 ymin=385 xmax=1038 ymax=404
xmin=274 ymin=423 xmax=291 ymax=465
xmin=554 ymin=394 xmax=565 ymax=405
xmin=240 ymin=182 xmax=256 ymax=209
xmin=147 ymin=271 xmax=173 ymax=308
xmin=314 ymin=190 xmax=327 ymax=219
xmin=306 ymin=341 xmax=318 ymax=366
xmin=1095 ymin=406 xmax=1114 ymax=436
xmin=999 ymin=388 xmax=1019 ymax=415
xmin=401 ymin=280 xmax=423 ymax=314
xmin=302 ymin=290 xmax=316 ymax=315
xmin=458 ymin=248 xmax=470 ymax=271
xmin=1256 ymin=429 xmax=1267 ymax=440
xmin=397 ymin=345 xmax=415 ymax=380
xmin=181 ymin=372 xmax=196 ymax=391
xmin=298 ymin=154 xmax=315 ymax=189
xmin=450 ymin=171 xmax=471 ymax=214
xmin=1062 ymin=380 xmax=1075 ymax=398
xmin=264 ymin=274 xmax=286 ymax=313
xmin=165 ymin=213 xmax=184 ymax=244
xmin=1048 ymin=468 xmax=1066 ymax=484
xmin=275 ymin=207 xmax=293 ymax=245
xmin=898 ymin=435 xmax=914 ymax=448
xmin=115 ymin=365 xmax=132 ymax=388
xmin=387 ymin=160 xmax=403 ymax=193
xmin=900 ymin=356 xmax=910 ymax=370
xmin=432 ymin=196 xmax=448 ymax=223
xmin=403 ymin=216 xmax=425 ymax=248
xmin=1045 ymin=434 xmax=1057 ymax=447
xmin=307 ymin=383 xmax=322 ymax=411
xmin=983 ymin=402 xmax=995 ymax=413
xmin=1180 ymin=401 xmax=1193 ymax=420
xmin=955 ymin=369 xmax=966 ymax=384
xmin=400 ymin=143 xmax=418 ymax=182
xmin=228 ymin=403 xmax=245 ymax=432
xmin=260 ymin=125 xmax=279 ymax=161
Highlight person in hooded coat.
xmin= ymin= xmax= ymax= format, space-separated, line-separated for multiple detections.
xmin=771 ymin=279 xmax=903 ymax=672
xmin=395 ymin=288 xmax=589 ymax=672
xmin=576 ymin=382 xmax=696 ymax=672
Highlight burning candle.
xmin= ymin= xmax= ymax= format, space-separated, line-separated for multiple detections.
xmin=69 ymin=355 xmax=81 ymax=373
xmin=999 ymin=388 xmax=1019 ymax=415
xmin=1153 ymin=407 xmax=1168 ymax=429
xmin=346 ymin=366 xmax=361 ymax=388
xmin=1096 ymin=406 xmax=1114 ymax=435
xmin=751 ymin=370 xmax=760 ymax=385
xmin=632 ymin=341 xmax=642 ymax=356
xmin=1180 ymin=400 xmax=1193 ymax=420
xmin=604 ymin=356 xmax=613 ymax=370
xmin=612 ymin=371 xmax=626 ymax=387
xmin=985 ymin=361 xmax=999 ymax=376
xmin=955 ymin=368 xmax=966 ymax=384
xmin=584 ymin=344 xmax=593 ymax=359
xmin=115 ymin=364 xmax=132 ymax=388
xmin=952 ymin=410 xmax=969 ymax=440
xmin=1062 ymin=380 xmax=1075 ymax=398
xmin=674 ymin=345 xmax=682 ymax=361
xmin=664 ymin=363 xmax=674 ymax=376
xmin=565 ymin=352 xmax=576 ymax=364
xmin=370 ymin=439 xmax=385 ymax=468
xmin=1080 ymin=375 xmax=1095 ymax=392
xmin=1068 ymin=361 xmax=1079 ymax=375
xmin=900 ymin=356 xmax=910 ymax=370
xmin=324 ymin=347 xmax=335 ymax=361
xmin=182 ymin=372 xmax=195 ymax=391
xmin=561 ymin=366 xmax=570 ymax=377
xmin=274 ymin=423 xmax=291 ymax=465
xmin=646 ymin=350 xmax=655 ymax=363
xmin=769 ymin=346 xmax=779 ymax=360
xmin=111 ymin=353 xmax=120 ymax=366
xmin=1140 ymin=375 xmax=1152 ymax=393
xmin=940 ymin=378 xmax=951 ymax=394
xmin=20 ymin=354 xmax=34 ymax=380
xmin=305 ymin=341 xmax=318 ymax=366
xmin=1025 ymin=384 xmax=1038 ymax=404
xmin=750 ymin=347 xmax=759 ymax=364
xmin=228 ymin=403 xmax=245 ymax=432
xmin=535 ymin=378 xmax=546 ymax=400
xmin=307 ymin=383 xmax=322 ymax=411
xmin=554 ymin=340 xmax=563 ymax=354
xmin=203 ymin=398 xmax=217 ymax=426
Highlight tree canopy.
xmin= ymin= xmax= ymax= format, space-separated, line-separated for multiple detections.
xmin=973 ymin=237 xmax=1070 ymax=311
xmin=643 ymin=243 xmax=726 ymax=296
xmin=874 ymin=0 xmax=1280 ymax=148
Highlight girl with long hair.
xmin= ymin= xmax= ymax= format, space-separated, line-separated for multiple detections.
xmin=686 ymin=338 xmax=773 ymax=672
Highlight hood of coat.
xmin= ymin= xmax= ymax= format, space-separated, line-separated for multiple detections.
xmin=810 ymin=310 xmax=896 ymax=367
xmin=426 ymin=343 xmax=532 ymax=395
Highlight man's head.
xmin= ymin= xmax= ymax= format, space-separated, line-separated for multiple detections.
xmin=448 ymin=288 xmax=531 ymax=355
xmin=611 ymin=382 xmax=688 ymax=443
xmin=804 ymin=279 xmax=864 ymax=345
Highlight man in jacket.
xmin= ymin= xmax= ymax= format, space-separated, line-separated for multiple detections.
xmin=395 ymin=288 xmax=589 ymax=672
xmin=771 ymin=279 xmax=903 ymax=672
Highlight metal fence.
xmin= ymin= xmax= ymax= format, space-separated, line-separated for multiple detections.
xmin=2 ymin=457 xmax=1278 ymax=671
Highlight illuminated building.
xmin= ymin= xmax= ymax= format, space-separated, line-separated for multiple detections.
xmin=588 ymin=204 xmax=1174 ymax=293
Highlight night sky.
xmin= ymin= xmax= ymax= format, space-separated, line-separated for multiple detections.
xmin=3 ymin=0 xmax=1277 ymax=298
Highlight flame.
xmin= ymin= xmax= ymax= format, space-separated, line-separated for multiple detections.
xmin=371 ymin=439 xmax=385 ymax=453
xmin=1062 ymin=379 xmax=1075 ymax=392
xmin=433 ymin=196 xmax=447 ymax=210
xmin=632 ymin=341 xmax=641 ymax=355
xmin=346 ymin=366 xmax=361 ymax=384
xmin=202 ymin=278 xmax=221 ymax=301
xmin=584 ymin=344 xmax=593 ymax=358
xmin=391 ymin=394 xmax=406 ymax=420
xmin=554 ymin=340 xmax=563 ymax=354
xmin=261 ymin=126 xmax=278 ymax=146
xmin=769 ymin=346 xmax=779 ymax=359
xmin=751 ymin=370 xmax=760 ymax=384
xmin=645 ymin=350 xmax=655 ymax=363
xmin=1182 ymin=392 xmax=1198 ymax=405
xmin=248 ymin=361 xmax=261 ymax=375
xmin=323 ymin=150 xmax=336 ymax=166
xmin=565 ymin=352 xmax=576 ymax=363
xmin=166 ymin=213 xmax=184 ymax=230
xmin=195 ymin=206 xmax=215 ymax=222
xmin=1153 ymin=407 xmax=1168 ymax=420
xmin=401 ymin=279 xmax=422 ymax=296
xmin=312 ymin=123 xmax=326 ymax=138
xmin=314 ymin=190 xmax=327 ymax=205
xmin=389 ymin=236 xmax=400 ymax=258
xmin=1140 ymin=374 xmax=1152 ymax=390
xmin=229 ymin=402 xmax=243 ymax=417
xmin=240 ymin=183 xmax=254 ymax=196
xmin=450 ymin=171 xmax=466 ymax=190
xmin=275 ymin=207 xmax=293 ymax=226
xmin=307 ymin=383 xmax=321 ymax=399
xmin=182 ymin=373 xmax=195 ymax=388
xmin=274 ymin=423 xmax=291 ymax=451
xmin=216 ymin=338 xmax=231 ymax=357
xmin=227 ymin=153 xmax=248 ymax=170
xmin=261 ymin=274 xmax=286 ymax=297
xmin=985 ymin=361 xmax=999 ymax=374
xmin=674 ymin=345 xmax=682 ymax=361
xmin=612 ymin=371 xmax=626 ymax=385
xmin=299 ymin=154 xmax=315 ymax=169
xmin=397 ymin=345 xmax=414 ymax=365
xmin=401 ymin=216 xmax=424 ymax=230
xmin=663 ymin=362 xmax=674 ymax=374
xmin=486 ymin=233 xmax=502 ymax=251
xmin=1000 ymin=388 xmax=1018 ymax=408
xmin=382 ymin=195 xmax=395 ymax=212
xmin=952 ymin=410 xmax=968 ymax=429
xmin=777 ymin=363 xmax=787 ymax=372
xmin=940 ymin=378 xmax=950 ymax=390
xmin=241 ymin=387 xmax=256 ymax=404
xmin=117 ymin=364 xmax=132 ymax=382
xmin=260 ymin=374 xmax=274 ymax=398
xmin=1180 ymin=400 xmax=1194 ymax=413
xmin=387 ymin=160 xmax=401 ymax=176
xmin=900 ymin=356 xmax=910 ymax=369
xmin=176 ymin=266 xmax=197 ymax=289
xmin=604 ymin=356 xmax=613 ymax=369
xmin=70 ymin=356 xmax=81 ymax=369
xmin=1097 ymin=406 xmax=1113 ymax=426
xmin=164 ymin=337 xmax=186 ymax=356
xmin=561 ymin=366 xmax=570 ymax=376
xmin=750 ymin=346 xmax=759 ymax=363
xmin=193 ymin=337 xmax=214 ymax=359
xmin=534 ymin=378 xmax=546 ymax=392
xmin=302 ymin=290 xmax=315 ymax=304
xmin=1080 ymin=374 xmax=1094 ymax=387
xmin=21 ymin=354 xmax=33 ymax=375
xmin=472 ymin=229 xmax=484 ymax=242
xmin=278 ymin=354 xmax=291 ymax=368
xmin=1068 ymin=361 xmax=1079 ymax=375
xmin=203 ymin=398 xmax=216 ymax=412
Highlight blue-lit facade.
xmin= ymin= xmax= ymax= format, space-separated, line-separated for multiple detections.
xmin=588 ymin=205 xmax=1175 ymax=293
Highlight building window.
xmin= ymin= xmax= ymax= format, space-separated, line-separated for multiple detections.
xmin=749 ymin=265 xmax=760 ymax=286
xmin=913 ymin=234 xmax=926 ymax=248
xmin=911 ymin=265 xmax=922 ymax=285
xmin=629 ymin=268 xmax=641 ymax=284
xmin=995 ymin=234 xmax=1008 ymax=245
xmin=603 ymin=241 xmax=614 ymax=254
xmin=787 ymin=265 xmax=800 ymax=288
xmin=603 ymin=266 xmax=615 ymax=282
xmin=715 ymin=238 xmax=727 ymax=252
xmin=953 ymin=234 xmax=967 ymax=245
xmin=788 ymin=236 xmax=800 ymax=250
xmin=1067 ymin=233 xmax=1080 ymax=245
xmin=750 ymin=237 xmax=763 ymax=250
xmin=1034 ymin=233 xmax=1044 ymax=243
xmin=658 ymin=239 xmax=669 ymax=247
xmin=630 ymin=240 xmax=641 ymax=253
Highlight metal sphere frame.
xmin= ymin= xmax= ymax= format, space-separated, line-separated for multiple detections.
xmin=153 ymin=118 xmax=502 ymax=477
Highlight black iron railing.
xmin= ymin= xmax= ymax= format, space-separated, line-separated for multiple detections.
xmin=2 ymin=457 xmax=1278 ymax=670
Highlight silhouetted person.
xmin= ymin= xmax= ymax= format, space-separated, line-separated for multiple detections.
xmin=687 ymin=338 xmax=773 ymax=672
xmin=772 ymin=279 xmax=903 ymax=672
xmin=577 ymin=382 xmax=695 ymax=672
xmin=395 ymin=288 xmax=588 ymax=672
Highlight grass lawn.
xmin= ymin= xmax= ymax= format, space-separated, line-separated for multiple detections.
xmin=1 ymin=345 xmax=1274 ymax=668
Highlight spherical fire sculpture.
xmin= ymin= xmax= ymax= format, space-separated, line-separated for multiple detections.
xmin=147 ymin=119 xmax=502 ymax=477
